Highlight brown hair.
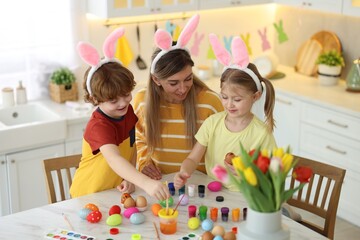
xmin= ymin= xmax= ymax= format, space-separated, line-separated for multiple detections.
xmin=145 ymin=48 xmax=211 ymax=152
xmin=83 ymin=62 xmax=136 ymax=105
xmin=220 ymin=63 xmax=276 ymax=132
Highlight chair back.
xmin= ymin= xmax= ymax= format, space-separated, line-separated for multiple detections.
xmin=287 ymin=155 xmax=346 ymax=240
xmin=43 ymin=154 xmax=81 ymax=203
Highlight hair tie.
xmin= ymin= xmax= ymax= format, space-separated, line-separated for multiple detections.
xmin=77 ymin=27 xmax=125 ymax=96
xmin=209 ymin=34 xmax=262 ymax=93
xmin=150 ymin=14 xmax=200 ymax=74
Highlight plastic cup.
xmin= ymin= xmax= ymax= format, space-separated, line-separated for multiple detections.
xmin=158 ymin=208 xmax=179 ymax=235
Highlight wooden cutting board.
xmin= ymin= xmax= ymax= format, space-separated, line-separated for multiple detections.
xmin=311 ymin=31 xmax=342 ymax=53
xmin=295 ymin=39 xmax=323 ymax=76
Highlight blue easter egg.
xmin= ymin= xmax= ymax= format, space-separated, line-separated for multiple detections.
xmin=201 ymin=219 xmax=214 ymax=231
xmin=130 ymin=212 xmax=146 ymax=225
xmin=214 ymin=235 xmax=224 ymax=240
xmin=78 ymin=208 xmax=92 ymax=220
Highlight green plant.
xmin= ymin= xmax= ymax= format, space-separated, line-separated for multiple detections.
xmin=316 ymin=50 xmax=345 ymax=67
xmin=50 ymin=68 xmax=76 ymax=85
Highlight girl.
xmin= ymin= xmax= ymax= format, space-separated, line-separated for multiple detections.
xmin=174 ymin=35 xmax=277 ymax=191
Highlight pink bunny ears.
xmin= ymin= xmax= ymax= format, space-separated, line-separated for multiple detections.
xmin=209 ymin=33 xmax=262 ymax=92
xmin=150 ymin=14 xmax=200 ymax=74
xmin=77 ymin=27 xmax=125 ymax=95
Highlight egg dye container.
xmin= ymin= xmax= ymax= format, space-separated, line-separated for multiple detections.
xmin=199 ymin=205 xmax=208 ymax=221
xmin=188 ymin=205 xmax=197 ymax=218
xmin=179 ymin=185 xmax=185 ymax=195
xmin=188 ymin=184 xmax=195 ymax=197
xmin=158 ymin=208 xmax=179 ymax=235
xmin=210 ymin=207 xmax=218 ymax=222
xmin=232 ymin=208 xmax=240 ymax=222
xmin=168 ymin=182 xmax=175 ymax=196
xmin=198 ymin=185 xmax=205 ymax=198
xmin=221 ymin=207 xmax=229 ymax=222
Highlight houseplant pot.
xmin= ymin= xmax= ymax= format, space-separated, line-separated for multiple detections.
xmin=49 ymin=67 xmax=78 ymax=103
xmin=316 ymin=50 xmax=345 ymax=86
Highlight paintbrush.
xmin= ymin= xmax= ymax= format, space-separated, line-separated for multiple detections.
xmin=172 ymin=193 xmax=186 ymax=215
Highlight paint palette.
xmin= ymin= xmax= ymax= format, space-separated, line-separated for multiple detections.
xmin=45 ymin=228 xmax=96 ymax=239
xmin=178 ymin=232 xmax=201 ymax=240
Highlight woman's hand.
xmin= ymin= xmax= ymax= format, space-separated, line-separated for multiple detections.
xmin=173 ymin=171 xmax=190 ymax=190
xmin=117 ymin=180 xmax=135 ymax=194
xmin=141 ymin=162 xmax=162 ymax=180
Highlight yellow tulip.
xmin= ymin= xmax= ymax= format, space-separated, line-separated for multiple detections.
xmin=261 ymin=149 xmax=269 ymax=158
xmin=282 ymin=153 xmax=294 ymax=172
xmin=232 ymin=156 xmax=245 ymax=171
xmin=272 ymin=148 xmax=284 ymax=158
xmin=244 ymin=167 xmax=257 ymax=186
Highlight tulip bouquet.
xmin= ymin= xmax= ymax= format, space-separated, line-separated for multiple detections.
xmin=212 ymin=144 xmax=312 ymax=213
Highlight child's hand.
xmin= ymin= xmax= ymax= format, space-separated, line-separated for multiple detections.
xmin=144 ymin=179 xmax=170 ymax=201
xmin=173 ymin=171 xmax=190 ymax=190
xmin=141 ymin=162 xmax=162 ymax=180
xmin=117 ymin=180 xmax=135 ymax=194
xmin=224 ymin=160 xmax=237 ymax=175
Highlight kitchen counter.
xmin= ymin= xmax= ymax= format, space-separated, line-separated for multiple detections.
xmin=202 ymin=65 xmax=360 ymax=118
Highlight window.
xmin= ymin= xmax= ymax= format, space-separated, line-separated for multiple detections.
xmin=0 ymin=0 xmax=80 ymax=101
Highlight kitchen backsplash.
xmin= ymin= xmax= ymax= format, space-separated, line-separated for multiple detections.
xmin=85 ymin=4 xmax=359 ymax=85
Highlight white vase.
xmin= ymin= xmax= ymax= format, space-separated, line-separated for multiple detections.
xmin=317 ymin=64 xmax=342 ymax=86
xmin=237 ymin=208 xmax=290 ymax=240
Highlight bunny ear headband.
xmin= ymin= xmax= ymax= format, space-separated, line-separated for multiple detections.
xmin=77 ymin=27 xmax=125 ymax=96
xmin=150 ymin=14 xmax=200 ymax=74
xmin=209 ymin=33 xmax=262 ymax=92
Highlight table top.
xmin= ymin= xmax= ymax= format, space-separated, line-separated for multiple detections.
xmin=0 ymin=171 xmax=328 ymax=240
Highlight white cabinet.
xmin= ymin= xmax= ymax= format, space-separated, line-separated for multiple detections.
xmin=2 ymin=144 xmax=64 ymax=216
xmin=273 ymin=91 xmax=301 ymax=155
xmin=274 ymin=0 xmax=343 ymax=15
xmin=87 ymin=0 xmax=198 ymax=19
xmin=342 ymin=0 xmax=360 ymax=17
xmin=65 ymin=120 xmax=87 ymax=155
xmin=299 ymin=103 xmax=360 ymax=227
xmin=198 ymin=0 xmax=271 ymax=10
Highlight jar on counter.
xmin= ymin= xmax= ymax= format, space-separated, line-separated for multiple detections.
xmin=1 ymin=87 xmax=15 ymax=107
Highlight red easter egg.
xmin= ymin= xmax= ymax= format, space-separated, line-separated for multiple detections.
xmin=109 ymin=205 xmax=121 ymax=216
xmin=87 ymin=210 xmax=102 ymax=223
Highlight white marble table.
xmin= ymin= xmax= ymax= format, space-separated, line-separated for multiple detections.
xmin=0 ymin=171 xmax=328 ymax=239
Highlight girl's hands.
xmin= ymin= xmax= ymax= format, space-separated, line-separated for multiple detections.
xmin=117 ymin=180 xmax=135 ymax=194
xmin=144 ymin=179 xmax=170 ymax=201
xmin=173 ymin=171 xmax=190 ymax=190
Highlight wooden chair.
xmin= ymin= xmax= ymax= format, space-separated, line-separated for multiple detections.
xmin=287 ymin=155 xmax=346 ymax=240
xmin=43 ymin=154 xmax=81 ymax=203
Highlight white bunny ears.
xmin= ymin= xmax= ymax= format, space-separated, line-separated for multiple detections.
xmin=150 ymin=14 xmax=200 ymax=74
xmin=209 ymin=34 xmax=262 ymax=92
xmin=77 ymin=27 xmax=125 ymax=96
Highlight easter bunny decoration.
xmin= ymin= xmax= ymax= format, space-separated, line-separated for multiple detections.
xmin=209 ymin=33 xmax=262 ymax=93
xmin=150 ymin=14 xmax=200 ymax=74
xmin=77 ymin=27 xmax=125 ymax=96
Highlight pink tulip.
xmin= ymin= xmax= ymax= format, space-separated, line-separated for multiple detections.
xmin=211 ymin=164 xmax=230 ymax=184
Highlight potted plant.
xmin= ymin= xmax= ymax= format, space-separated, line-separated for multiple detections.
xmin=49 ymin=67 xmax=78 ymax=103
xmin=316 ymin=50 xmax=345 ymax=86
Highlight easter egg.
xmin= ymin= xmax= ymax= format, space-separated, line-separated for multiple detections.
xmin=179 ymin=194 xmax=189 ymax=206
xmin=109 ymin=205 xmax=121 ymax=216
xmin=87 ymin=210 xmax=102 ymax=223
xmin=202 ymin=231 xmax=214 ymax=240
xmin=130 ymin=212 xmax=146 ymax=225
xmin=223 ymin=231 xmax=237 ymax=240
xmin=151 ymin=203 xmax=162 ymax=216
xmin=201 ymin=219 xmax=214 ymax=231
xmin=123 ymin=207 xmax=140 ymax=219
xmin=211 ymin=225 xmax=225 ymax=236
xmin=187 ymin=217 xmax=200 ymax=230
xmin=78 ymin=208 xmax=92 ymax=220
xmin=159 ymin=196 xmax=173 ymax=207
xmin=121 ymin=193 xmax=132 ymax=204
xmin=123 ymin=197 xmax=136 ymax=209
xmin=106 ymin=214 xmax=122 ymax=226
xmin=214 ymin=236 xmax=224 ymax=240
xmin=84 ymin=203 xmax=99 ymax=211
xmin=207 ymin=181 xmax=222 ymax=192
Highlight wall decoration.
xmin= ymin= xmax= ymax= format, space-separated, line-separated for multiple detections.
xmin=190 ymin=32 xmax=205 ymax=57
xmin=240 ymin=33 xmax=252 ymax=56
xmin=223 ymin=36 xmax=233 ymax=53
xmin=258 ymin=27 xmax=271 ymax=51
xmin=273 ymin=19 xmax=289 ymax=43
xmin=165 ymin=21 xmax=176 ymax=36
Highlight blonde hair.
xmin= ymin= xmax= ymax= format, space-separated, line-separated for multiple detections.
xmin=145 ymin=48 xmax=211 ymax=153
xmin=83 ymin=62 xmax=136 ymax=105
xmin=220 ymin=63 xmax=276 ymax=132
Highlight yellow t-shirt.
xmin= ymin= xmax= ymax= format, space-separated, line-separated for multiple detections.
xmin=133 ymin=88 xmax=224 ymax=174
